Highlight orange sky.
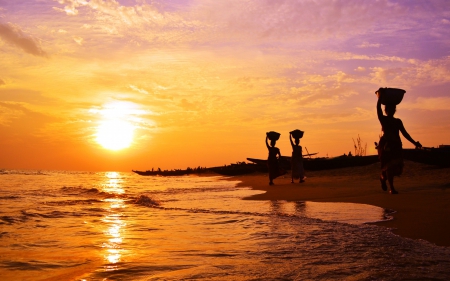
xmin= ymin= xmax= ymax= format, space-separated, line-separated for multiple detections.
xmin=1 ymin=1 xmax=450 ymax=171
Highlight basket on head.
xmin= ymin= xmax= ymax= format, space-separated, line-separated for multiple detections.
xmin=290 ymin=129 xmax=304 ymax=139
xmin=266 ymin=131 xmax=281 ymax=141
xmin=375 ymin=87 xmax=406 ymax=105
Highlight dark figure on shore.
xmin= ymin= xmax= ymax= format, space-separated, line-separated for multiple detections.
xmin=266 ymin=136 xmax=282 ymax=185
xmin=290 ymin=133 xmax=305 ymax=183
xmin=376 ymin=91 xmax=421 ymax=194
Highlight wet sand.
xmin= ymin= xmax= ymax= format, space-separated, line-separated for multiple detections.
xmin=229 ymin=161 xmax=450 ymax=247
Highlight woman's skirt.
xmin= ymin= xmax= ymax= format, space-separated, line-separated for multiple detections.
xmin=378 ymin=136 xmax=403 ymax=176
xmin=268 ymin=158 xmax=285 ymax=179
xmin=291 ymin=158 xmax=305 ymax=179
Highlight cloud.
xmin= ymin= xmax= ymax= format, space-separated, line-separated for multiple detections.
xmin=73 ymin=36 xmax=83 ymax=45
xmin=357 ymin=42 xmax=381 ymax=48
xmin=298 ymin=107 xmax=374 ymax=125
xmin=0 ymin=78 xmax=5 ymax=86
xmin=0 ymin=89 xmax=55 ymax=104
xmin=129 ymin=85 xmax=149 ymax=95
xmin=368 ymin=56 xmax=450 ymax=86
xmin=0 ymin=101 xmax=57 ymax=129
xmin=52 ymin=0 xmax=86 ymax=16
xmin=49 ymin=0 xmax=403 ymax=46
xmin=179 ymin=98 xmax=198 ymax=111
xmin=0 ymin=22 xmax=48 ymax=57
xmin=189 ymin=0 xmax=407 ymax=42
xmin=0 ymin=102 xmax=24 ymax=126
xmin=403 ymin=97 xmax=450 ymax=111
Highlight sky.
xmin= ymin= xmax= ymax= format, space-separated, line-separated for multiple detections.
xmin=1 ymin=0 xmax=450 ymax=171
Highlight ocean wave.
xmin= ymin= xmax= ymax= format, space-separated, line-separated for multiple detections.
xmin=0 ymin=195 xmax=21 ymax=200
xmin=0 ymin=170 xmax=48 ymax=176
xmin=140 ymin=186 xmax=237 ymax=196
xmin=0 ymin=260 xmax=83 ymax=270
xmin=44 ymin=199 xmax=102 ymax=206
xmin=133 ymin=195 xmax=160 ymax=207
xmin=0 ymin=215 xmax=28 ymax=224
xmin=61 ymin=186 xmax=101 ymax=194
xmin=20 ymin=210 xmax=94 ymax=219
xmin=61 ymin=186 xmax=132 ymax=199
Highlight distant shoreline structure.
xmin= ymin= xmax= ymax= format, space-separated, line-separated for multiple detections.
xmin=133 ymin=146 xmax=450 ymax=177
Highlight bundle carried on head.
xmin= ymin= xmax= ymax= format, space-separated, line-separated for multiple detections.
xmin=266 ymin=131 xmax=281 ymax=141
xmin=375 ymin=87 xmax=406 ymax=105
xmin=290 ymin=129 xmax=304 ymax=139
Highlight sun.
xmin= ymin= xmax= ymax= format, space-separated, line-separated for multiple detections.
xmin=96 ymin=119 xmax=134 ymax=150
xmin=93 ymin=101 xmax=139 ymax=151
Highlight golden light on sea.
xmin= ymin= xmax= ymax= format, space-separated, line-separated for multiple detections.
xmin=101 ymin=172 xmax=126 ymax=267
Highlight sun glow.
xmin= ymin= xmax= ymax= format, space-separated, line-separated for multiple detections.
xmin=96 ymin=119 xmax=134 ymax=150
xmin=93 ymin=101 xmax=141 ymax=151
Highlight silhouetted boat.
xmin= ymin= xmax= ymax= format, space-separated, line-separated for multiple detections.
xmin=208 ymin=163 xmax=260 ymax=176
xmin=133 ymin=163 xmax=259 ymax=177
xmin=133 ymin=170 xmax=187 ymax=176
xmin=132 ymin=167 xmax=207 ymax=176
xmin=247 ymin=154 xmax=379 ymax=171
xmin=133 ymin=146 xmax=449 ymax=177
xmin=247 ymin=146 xmax=450 ymax=171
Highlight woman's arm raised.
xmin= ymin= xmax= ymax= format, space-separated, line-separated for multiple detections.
xmin=399 ymin=120 xmax=422 ymax=147
xmin=377 ymin=93 xmax=384 ymax=123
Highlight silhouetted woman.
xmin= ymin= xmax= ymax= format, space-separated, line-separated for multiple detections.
xmin=290 ymin=133 xmax=305 ymax=183
xmin=377 ymin=90 xmax=421 ymax=194
xmin=266 ymin=136 xmax=281 ymax=185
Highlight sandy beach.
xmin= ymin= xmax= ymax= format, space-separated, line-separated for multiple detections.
xmin=230 ymin=160 xmax=450 ymax=247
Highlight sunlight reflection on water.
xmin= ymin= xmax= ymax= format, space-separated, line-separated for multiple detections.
xmin=101 ymin=172 xmax=126 ymax=268
xmin=102 ymin=172 xmax=125 ymax=194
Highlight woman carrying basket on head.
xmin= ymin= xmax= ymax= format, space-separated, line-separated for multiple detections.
xmin=266 ymin=131 xmax=283 ymax=185
xmin=290 ymin=130 xmax=305 ymax=184
xmin=376 ymin=88 xmax=422 ymax=194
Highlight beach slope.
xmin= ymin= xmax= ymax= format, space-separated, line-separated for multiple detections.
xmin=230 ymin=161 xmax=450 ymax=247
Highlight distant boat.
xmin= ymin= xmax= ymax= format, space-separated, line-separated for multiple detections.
xmin=207 ymin=163 xmax=261 ymax=176
xmin=132 ymin=170 xmax=188 ymax=176
xmin=133 ymin=146 xmax=449 ymax=177
xmin=247 ymin=154 xmax=379 ymax=171
xmin=132 ymin=163 xmax=260 ymax=177
xmin=132 ymin=168 xmax=206 ymax=176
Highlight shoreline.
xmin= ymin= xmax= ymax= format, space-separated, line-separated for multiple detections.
xmin=226 ymin=161 xmax=450 ymax=247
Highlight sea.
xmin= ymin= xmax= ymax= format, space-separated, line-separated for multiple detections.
xmin=1 ymin=170 xmax=450 ymax=281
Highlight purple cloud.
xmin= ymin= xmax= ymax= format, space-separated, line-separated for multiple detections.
xmin=0 ymin=22 xmax=48 ymax=57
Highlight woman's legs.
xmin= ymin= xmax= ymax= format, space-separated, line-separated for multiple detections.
xmin=380 ymin=171 xmax=388 ymax=191
xmin=386 ymin=169 xmax=398 ymax=194
xmin=299 ymin=161 xmax=305 ymax=183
